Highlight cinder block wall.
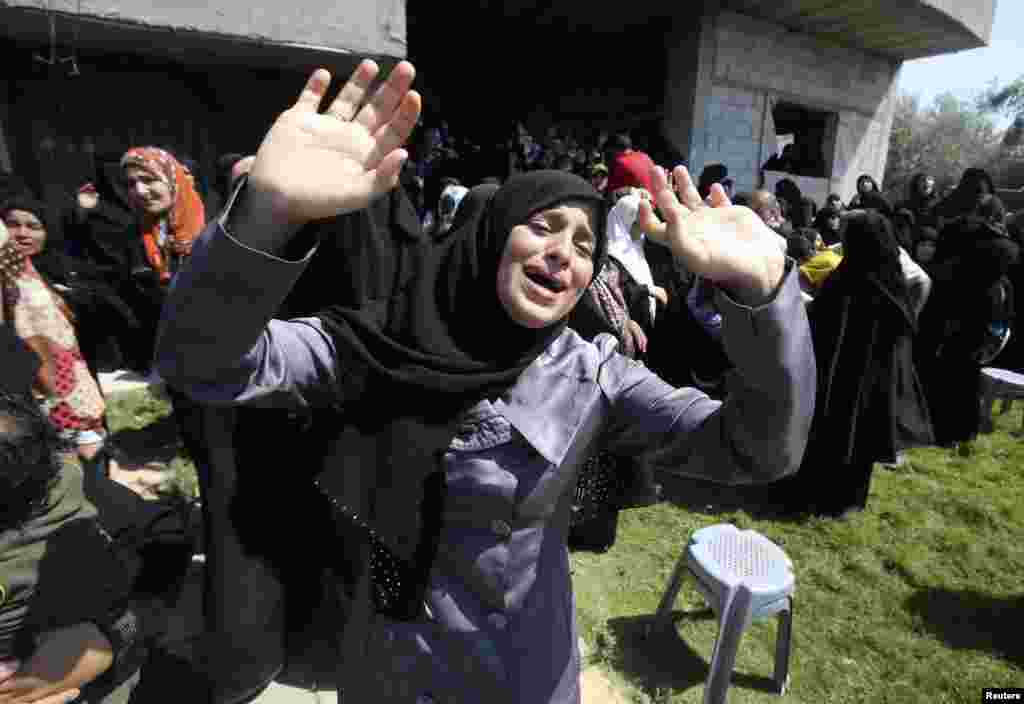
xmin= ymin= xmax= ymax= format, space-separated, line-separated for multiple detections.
xmin=665 ymin=11 xmax=901 ymax=202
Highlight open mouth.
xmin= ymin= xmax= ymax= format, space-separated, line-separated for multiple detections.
xmin=525 ymin=269 xmax=567 ymax=293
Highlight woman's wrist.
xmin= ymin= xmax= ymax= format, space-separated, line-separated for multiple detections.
xmin=224 ymin=178 xmax=303 ymax=257
xmin=721 ymin=257 xmax=788 ymax=307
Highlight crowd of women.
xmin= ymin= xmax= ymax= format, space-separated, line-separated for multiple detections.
xmin=0 ymin=56 xmax=1019 ymax=703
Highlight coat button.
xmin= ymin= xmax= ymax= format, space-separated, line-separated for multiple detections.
xmin=491 ymin=519 xmax=512 ymax=540
xmin=488 ymin=612 xmax=508 ymax=630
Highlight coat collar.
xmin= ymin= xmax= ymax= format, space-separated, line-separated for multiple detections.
xmin=494 ymin=329 xmax=597 ymax=466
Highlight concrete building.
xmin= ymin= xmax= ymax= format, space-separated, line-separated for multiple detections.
xmin=0 ymin=0 xmax=997 ymax=208
xmin=410 ymin=0 xmax=996 ymax=202
xmin=663 ymin=2 xmax=998 ymax=202
xmin=0 ymin=0 xmax=405 ymax=207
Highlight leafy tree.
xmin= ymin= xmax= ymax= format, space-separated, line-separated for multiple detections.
xmin=983 ymin=76 xmax=1024 ymax=148
xmin=884 ymin=91 xmax=1004 ymax=201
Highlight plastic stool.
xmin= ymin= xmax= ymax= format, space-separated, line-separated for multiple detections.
xmin=981 ymin=367 xmax=1024 ymax=433
xmin=650 ymin=524 xmax=795 ymax=703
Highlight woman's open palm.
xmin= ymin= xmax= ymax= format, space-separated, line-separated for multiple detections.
xmin=246 ymin=60 xmax=421 ymax=225
xmin=639 ymin=166 xmax=786 ymax=302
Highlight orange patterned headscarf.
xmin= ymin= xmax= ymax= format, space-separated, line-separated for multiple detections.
xmin=120 ymin=147 xmax=206 ymax=284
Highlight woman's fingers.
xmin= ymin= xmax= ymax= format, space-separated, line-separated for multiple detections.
xmin=325 ymin=59 xmax=379 ymax=122
xmin=366 ymin=91 xmax=422 ymax=168
xmin=365 ymin=149 xmax=410 ymax=199
xmin=353 ymin=61 xmax=416 ymax=134
xmin=293 ymin=69 xmax=333 ymax=113
xmin=650 ymin=166 xmax=687 ymax=226
xmin=707 ymin=183 xmax=732 ymax=208
xmin=636 ymin=200 xmax=668 ymax=240
xmin=673 ymin=166 xmax=703 ymax=211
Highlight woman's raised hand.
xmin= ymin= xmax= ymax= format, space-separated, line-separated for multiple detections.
xmin=245 ymin=60 xmax=421 ymax=227
xmin=639 ymin=166 xmax=786 ymax=305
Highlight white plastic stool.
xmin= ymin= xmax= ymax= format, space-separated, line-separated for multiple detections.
xmin=981 ymin=367 xmax=1024 ymax=433
xmin=650 ymin=524 xmax=795 ymax=704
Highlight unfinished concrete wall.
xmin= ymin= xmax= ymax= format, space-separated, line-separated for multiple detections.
xmin=664 ymin=10 xmax=901 ymax=200
xmin=661 ymin=18 xmax=702 ymax=167
xmin=0 ymin=0 xmax=406 ymax=57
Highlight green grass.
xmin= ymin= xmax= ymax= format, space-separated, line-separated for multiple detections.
xmin=104 ymin=388 xmax=200 ymax=499
xmin=572 ymin=409 xmax=1024 ymax=703
xmin=104 ymin=389 xmax=1024 ymax=702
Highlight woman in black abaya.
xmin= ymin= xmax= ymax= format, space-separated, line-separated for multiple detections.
xmin=917 ymin=215 xmax=1020 ymax=446
xmin=778 ymin=211 xmax=933 ymax=517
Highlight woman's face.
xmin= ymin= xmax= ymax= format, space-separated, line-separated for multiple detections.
xmin=123 ymin=165 xmax=174 ymax=216
xmin=921 ymin=177 xmax=935 ymax=196
xmin=827 ymin=215 xmax=841 ymax=233
xmin=858 ymin=178 xmax=873 ymax=195
xmin=496 ymin=201 xmax=597 ymax=329
xmin=915 ymin=240 xmax=936 ymax=264
xmin=2 ymin=209 xmax=46 ymax=257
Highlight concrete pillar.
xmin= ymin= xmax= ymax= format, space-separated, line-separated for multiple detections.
xmin=660 ymin=10 xmax=713 ymax=169
xmin=660 ymin=13 xmax=706 ymax=166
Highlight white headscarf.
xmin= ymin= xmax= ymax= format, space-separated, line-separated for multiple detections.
xmin=607 ymin=193 xmax=656 ymax=320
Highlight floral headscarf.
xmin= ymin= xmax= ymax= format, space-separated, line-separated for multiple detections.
xmin=120 ymin=147 xmax=206 ymax=284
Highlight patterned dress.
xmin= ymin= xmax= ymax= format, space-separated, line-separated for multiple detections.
xmin=0 ymin=240 xmax=105 ymax=441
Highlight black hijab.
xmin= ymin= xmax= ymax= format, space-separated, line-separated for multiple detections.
xmin=935 ymin=168 xmax=999 ymax=220
xmin=316 ymin=170 xmax=607 ymax=617
xmin=906 ymin=173 xmax=938 ymax=212
xmin=801 ymin=211 xmax=933 ymax=473
xmin=0 ymin=198 xmax=74 ymax=285
xmin=814 ymin=205 xmax=843 ymax=245
xmin=855 ymin=191 xmax=894 ymax=218
xmin=774 ymin=178 xmax=803 ymax=224
xmin=833 ymin=210 xmax=906 ymax=300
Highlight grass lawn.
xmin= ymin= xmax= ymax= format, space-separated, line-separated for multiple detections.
xmin=107 ymin=389 xmax=1024 ymax=703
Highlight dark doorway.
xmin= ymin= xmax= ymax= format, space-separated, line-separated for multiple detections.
xmin=771 ymin=100 xmax=836 ymax=179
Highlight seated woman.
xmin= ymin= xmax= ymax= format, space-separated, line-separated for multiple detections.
xmin=5 ymin=197 xmax=140 ymax=382
xmin=156 ymin=60 xmax=815 ymax=704
xmin=795 ymin=229 xmax=842 ymax=299
xmin=118 ymin=147 xmax=206 ymax=373
xmin=0 ymin=203 xmax=109 ymax=475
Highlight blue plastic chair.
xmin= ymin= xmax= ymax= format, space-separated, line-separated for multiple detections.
xmin=649 ymin=524 xmax=795 ymax=703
